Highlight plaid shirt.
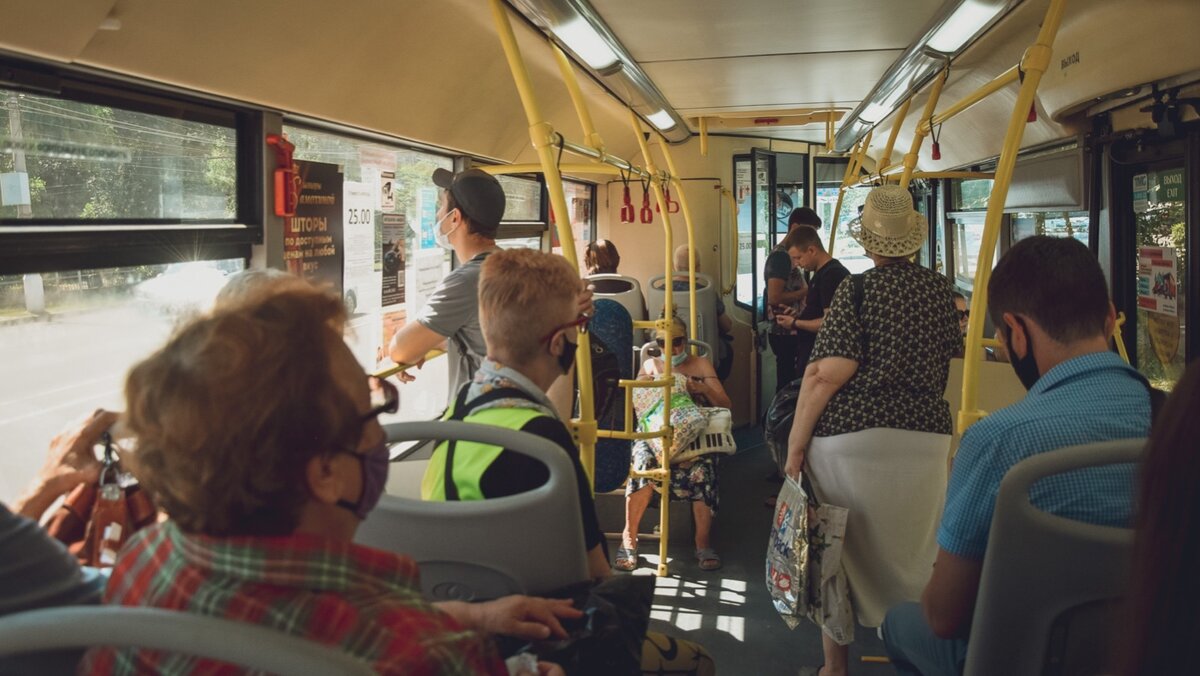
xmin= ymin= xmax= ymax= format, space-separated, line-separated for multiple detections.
xmin=79 ymin=521 xmax=505 ymax=675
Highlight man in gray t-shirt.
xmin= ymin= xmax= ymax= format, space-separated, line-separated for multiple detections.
xmin=388 ymin=168 xmax=505 ymax=402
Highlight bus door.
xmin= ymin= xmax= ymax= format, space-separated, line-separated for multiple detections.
xmin=751 ymin=148 xmax=777 ymax=414
xmin=1110 ymin=132 xmax=1197 ymax=390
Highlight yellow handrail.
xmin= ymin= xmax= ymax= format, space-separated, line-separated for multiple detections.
xmin=919 ymin=66 xmax=1021 ymax=135
xmin=1113 ymin=312 xmax=1130 ymax=363
xmin=719 ymin=187 xmax=738 ymax=296
xmin=488 ymin=0 xmax=595 ymax=482
xmin=552 ymin=43 xmax=605 ymax=154
xmin=372 ymin=349 xmax=446 ymax=379
xmin=630 ymin=108 xmax=678 ymax=578
xmin=828 ymin=137 xmax=865 ymax=256
xmin=881 ymin=97 xmax=913 ymax=171
xmin=656 ymin=138 xmax=699 ymax=349
xmin=479 ymin=163 xmax=622 ymax=177
xmin=959 ymin=0 xmax=1069 ymax=433
xmin=899 ymin=69 xmax=949 ymax=190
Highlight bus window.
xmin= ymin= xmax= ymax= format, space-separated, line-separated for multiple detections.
xmin=283 ymin=125 xmax=454 ymax=421
xmin=550 ymin=179 xmax=595 ymax=269
xmin=0 ymin=87 xmax=239 ymax=223
xmin=0 ymin=259 xmax=244 ymax=503
xmin=949 ymin=212 xmax=999 ymax=289
xmin=1011 ymin=211 xmax=1089 ymax=248
xmin=1132 ymin=168 xmax=1187 ymax=391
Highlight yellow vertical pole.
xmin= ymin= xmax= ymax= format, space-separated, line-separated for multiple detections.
xmin=825 ymin=114 xmax=835 ymax=153
xmin=656 ymin=138 xmax=699 ymax=348
xmin=631 ymin=109 xmax=675 ymax=578
xmin=847 ymin=129 xmax=873 ymax=182
xmin=720 ymin=187 xmax=738 ymax=296
xmin=899 ymin=69 xmax=949 ymax=190
xmin=552 ymin=44 xmax=605 ymax=153
xmin=489 ymin=0 xmax=596 ymax=482
xmin=960 ymin=0 xmax=1069 ymax=433
xmin=827 ymin=138 xmax=863 ymax=256
xmin=699 ymin=117 xmax=709 ymax=157
xmin=1113 ymin=312 xmax=1130 ymax=363
xmin=881 ymin=97 xmax=913 ymax=173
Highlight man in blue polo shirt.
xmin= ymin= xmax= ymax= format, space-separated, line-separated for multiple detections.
xmin=881 ymin=236 xmax=1151 ymax=676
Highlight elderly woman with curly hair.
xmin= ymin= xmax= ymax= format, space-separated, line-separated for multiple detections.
xmin=79 ymin=283 xmax=578 ymax=675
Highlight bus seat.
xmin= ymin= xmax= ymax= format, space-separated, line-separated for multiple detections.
xmin=943 ymin=357 xmax=1027 ymax=457
xmin=962 ymin=438 xmax=1143 ymax=676
xmin=356 ymin=421 xmax=590 ymax=601
xmin=0 ymin=607 xmax=374 ymax=675
xmin=586 ymin=274 xmax=646 ymax=320
xmin=638 ymin=339 xmax=713 ymax=372
xmin=646 ymin=273 xmax=721 ymax=371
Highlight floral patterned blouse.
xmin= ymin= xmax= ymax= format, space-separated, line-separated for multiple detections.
xmin=810 ymin=261 xmax=963 ymax=438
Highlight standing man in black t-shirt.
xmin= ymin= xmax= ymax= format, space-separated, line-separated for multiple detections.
xmin=764 ymin=207 xmax=822 ymax=392
xmin=774 ymin=225 xmax=850 ymax=378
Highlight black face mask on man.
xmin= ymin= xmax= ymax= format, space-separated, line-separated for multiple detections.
xmin=556 ymin=336 xmax=578 ymax=375
xmin=1004 ymin=316 xmax=1041 ymax=391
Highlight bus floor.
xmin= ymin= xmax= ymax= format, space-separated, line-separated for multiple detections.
xmin=607 ymin=432 xmax=895 ymax=676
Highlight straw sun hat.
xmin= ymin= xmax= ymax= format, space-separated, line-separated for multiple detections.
xmin=847 ymin=184 xmax=927 ymax=258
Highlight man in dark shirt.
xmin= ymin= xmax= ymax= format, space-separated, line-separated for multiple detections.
xmin=774 ymin=225 xmax=850 ymax=378
xmin=764 ymin=207 xmax=822 ymax=391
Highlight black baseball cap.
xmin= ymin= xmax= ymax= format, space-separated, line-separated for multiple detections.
xmin=432 ymin=168 xmax=506 ymax=232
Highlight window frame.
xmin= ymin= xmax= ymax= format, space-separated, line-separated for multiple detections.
xmin=0 ymin=57 xmax=263 ymax=274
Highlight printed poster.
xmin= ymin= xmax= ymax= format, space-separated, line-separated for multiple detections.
xmin=1136 ymin=246 xmax=1178 ymax=316
xmin=382 ymin=213 xmax=406 ymax=307
xmin=380 ymin=309 xmax=408 ymax=368
xmin=284 ymin=160 xmax=343 ymax=296
xmin=418 ymin=186 xmax=438 ymax=250
xmin=342 ymin=181 xmax=378 ymax=315
xmin=380 ymin=171 xmax=396 ymax=212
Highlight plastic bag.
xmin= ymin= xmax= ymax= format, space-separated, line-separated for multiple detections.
xmin=763 ymin=378 xmax=802 ymax=475
xmin=765 ymin=474 xmax=854 ymax=645
xmin=631 ymin=373 xmax=706 ymax=459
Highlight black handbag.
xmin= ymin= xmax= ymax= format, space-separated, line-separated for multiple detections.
xmin=499 ymin=575 xmax=654 ymax=676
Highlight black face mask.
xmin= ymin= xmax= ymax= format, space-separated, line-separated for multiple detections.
xmin=556 ymin=336 xmax=578 ymax=375
xmin=1004 ymin=317 xmax=1041 ymax=391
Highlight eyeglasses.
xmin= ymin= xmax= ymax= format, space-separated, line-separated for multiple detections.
xmin=957 ymin=309 xmax=970 ymax=320
xmin=539 ymin=314 xmax=591 ymax=343
xmin=364 ymin=376 xmax=400 ymax=421
xmin=655 ymin=336 xmax=686 ymax=348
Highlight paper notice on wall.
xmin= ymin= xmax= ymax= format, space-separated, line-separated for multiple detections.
xmin=1137 ymin=246 xmax=1178 ymax=316
xmin=284 ymin=160 xmax=343 ymax=296
xmin=380 ymin=309 xmax=408 ymax=368
xmin=380 ymin=171 xmax=396 ymax=212
xmin=381 ymin=213 xmax=406 ymax=307
xmin=410 ymin=250 xmax=445 ymax=316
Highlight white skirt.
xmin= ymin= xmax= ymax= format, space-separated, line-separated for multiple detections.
xmin=806 ymin=428 xmax=951 ymax=628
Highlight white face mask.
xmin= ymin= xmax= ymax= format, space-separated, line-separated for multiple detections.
xmin=433 ymin=208 xmax=459 ymax=250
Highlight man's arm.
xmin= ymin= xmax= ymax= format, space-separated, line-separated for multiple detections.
xmin=766 ymin=277 xmax=806 ymax=307
xmin=388 ymin=321 xmax=447 ymax=366
xmin=788 ymin=314 xmax=824 ymax=334
xmin=921 ymin=547 xmax=984 ymax=639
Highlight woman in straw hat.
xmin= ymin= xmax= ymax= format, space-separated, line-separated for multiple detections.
xmin=784 ymin=184 xmax=962 ymax=676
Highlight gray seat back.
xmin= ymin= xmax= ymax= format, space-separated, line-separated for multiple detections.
xmin=356 ymin=421 xmax=589 ymax=601
xmin=0 ymin=607 xmax=373 ymax=675
xmin=963 ymin=438 xmax=1144 ymax=676
xmin=586 ymin=274 xmax=646 ymax=320
xmin=646 ymin=272 xmax=721 ymax=370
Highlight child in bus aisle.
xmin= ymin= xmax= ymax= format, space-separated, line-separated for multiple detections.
xmin=1120 ymin=361 xmax=1200 ymax=675
xmin=426 ymin=249 xmax=715 ymax=676
xmin=78 ymin=285 xmax=578 ymax=675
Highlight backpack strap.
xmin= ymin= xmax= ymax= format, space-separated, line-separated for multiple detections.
xmin=442 ymin=384 xmax=542 ymax=501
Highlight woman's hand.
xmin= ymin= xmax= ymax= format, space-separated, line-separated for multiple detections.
xmin=14 ymin=409 xmax=118 ymax=520
xmin=784 ymin=444 xmax=806 ymax=481
xmin=465 ymin=595 xmax=583 ymax=640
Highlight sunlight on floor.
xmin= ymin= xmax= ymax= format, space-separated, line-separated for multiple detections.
xmin=635 ymin=553 xmax=748 ymax=642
